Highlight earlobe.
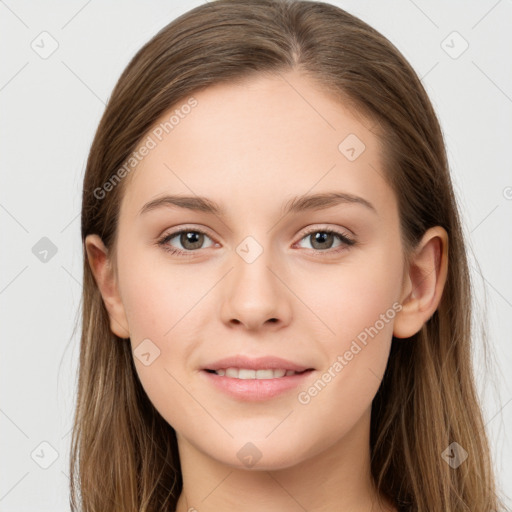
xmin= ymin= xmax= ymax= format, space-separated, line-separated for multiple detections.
xmin=85 ymin=234 xmax=130 ymax=339
xmin=393 ymin=226 xmax=448 ymax=339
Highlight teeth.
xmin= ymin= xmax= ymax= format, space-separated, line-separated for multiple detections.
xmin=214 ymin=367 xmax=297 ymax=379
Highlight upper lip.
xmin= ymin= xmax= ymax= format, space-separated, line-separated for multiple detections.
xmin=203 ymin=355 xmax=314 ymax=372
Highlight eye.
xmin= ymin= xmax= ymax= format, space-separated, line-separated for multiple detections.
xmin=157 ymin=225 xmax=356 ymax=257
xmin=157 ymin=227 xmax=216 ymax=256
xmin=295 ymin=226 xmax=356 ymax=254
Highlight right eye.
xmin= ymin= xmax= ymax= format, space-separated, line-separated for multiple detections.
xmin=157 ymin=228 xmax=217 ymax=256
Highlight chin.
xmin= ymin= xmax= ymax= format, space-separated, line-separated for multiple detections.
xmin=208 ymin=441 xmax=310 ymax=472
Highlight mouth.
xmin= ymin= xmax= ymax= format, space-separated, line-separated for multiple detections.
xmin=201 ymin=367 xmax=315 ymax=401
xmin=203 ymin=368 xmax=312 ymax=379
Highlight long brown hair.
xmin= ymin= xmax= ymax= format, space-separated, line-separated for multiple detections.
xmin=71 ymin=0 xmax=505 ymax=510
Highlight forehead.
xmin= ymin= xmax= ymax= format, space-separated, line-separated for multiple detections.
xmin=120 ymin=71 xmax=394 ymax=222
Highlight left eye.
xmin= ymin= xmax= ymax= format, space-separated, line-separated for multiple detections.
xmin=295 ymin=229 xmax=356 ymax=252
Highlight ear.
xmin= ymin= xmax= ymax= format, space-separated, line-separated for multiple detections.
xmin=85 ymin=234 xmax=130 ymax=339
xmin=393 ymin=226 xmax=449 ymax=338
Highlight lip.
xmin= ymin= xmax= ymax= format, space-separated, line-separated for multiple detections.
xmin=201 ymin=368 xmax=315 ymax=401
xmin=202 ymin=355 xmax=313 ymax=373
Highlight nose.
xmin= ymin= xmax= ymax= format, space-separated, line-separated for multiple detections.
xmin=219 ymin=243 xmax=292 ymax=332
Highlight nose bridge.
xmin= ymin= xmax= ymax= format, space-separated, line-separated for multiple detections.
xmin=220 ymin=232 xmax=291 ymax=329
xmin=232 ymin=233 xmax=278 ymax=302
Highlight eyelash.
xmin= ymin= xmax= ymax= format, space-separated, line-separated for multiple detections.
xmin=156 ymin=225 xmax=356 ymax=257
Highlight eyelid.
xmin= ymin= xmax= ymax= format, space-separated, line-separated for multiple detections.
xmin=160 ymin=223 xmax=355 ymax=241
xmin=159 ymin=225 xmax=218 ymax=245
xmin=297 ymin=223 xmax=355 ymax=239
xmin=159 ymin=224 xmax=217 ymax=240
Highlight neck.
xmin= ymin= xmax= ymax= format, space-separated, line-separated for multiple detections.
xmin=174 ymin=407 xmax=396 ymax=512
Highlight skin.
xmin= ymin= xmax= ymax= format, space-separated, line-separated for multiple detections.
xmin=86 ymin=70 xmax=448 ymax=512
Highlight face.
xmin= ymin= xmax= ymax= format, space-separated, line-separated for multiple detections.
xmin=105 ymin=70 xmax=407 ymax=470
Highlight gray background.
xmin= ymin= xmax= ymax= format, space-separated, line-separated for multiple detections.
xmin=1 ymin=0 xmax=511 ymax=510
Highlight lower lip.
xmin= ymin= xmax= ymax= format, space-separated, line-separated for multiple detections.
xmin=201 ymin=369 xmax=314 ymax=401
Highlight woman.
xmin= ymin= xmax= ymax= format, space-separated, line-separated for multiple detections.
xmin=71 ymin=0 xmax=505 ymax=510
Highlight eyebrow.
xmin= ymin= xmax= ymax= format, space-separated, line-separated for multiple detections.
xmin=138 ymin=191 xmax=377 ymax=218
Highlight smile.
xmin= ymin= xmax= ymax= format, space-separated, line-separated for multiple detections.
xmin=205 ymin=368 xmax=305 ymax=379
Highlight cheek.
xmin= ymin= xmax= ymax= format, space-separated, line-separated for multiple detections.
xmin=116 ymin=254 xmax=204 ymax=428
xmin=295 ymin=246 xmax=403 ymax=347
xmin=292 ymin=246 xmax=402 ymax=412
xmin=118 ymin=245 xmax=204 ymax=341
